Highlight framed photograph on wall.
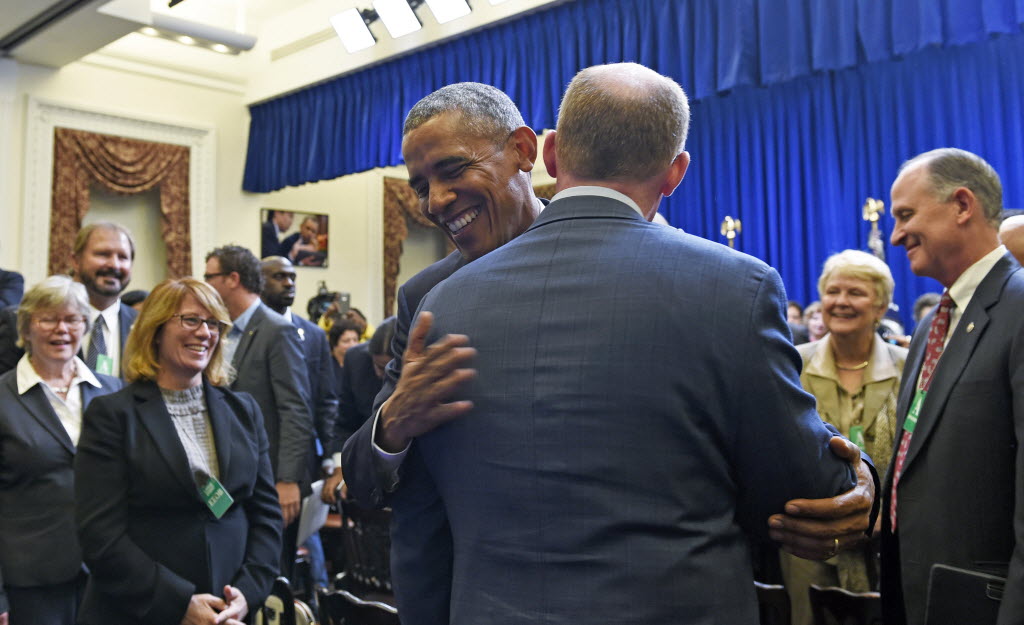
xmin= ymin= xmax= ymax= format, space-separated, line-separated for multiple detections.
xmin=261 ymin=209 xmax=329 ymax=267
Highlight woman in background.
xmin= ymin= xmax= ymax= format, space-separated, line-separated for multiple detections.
xmin=780 ymin=250 xmax=907 ymax=625
xmin=74 ymin=278 xmax=280 ymax=625
xmin=0 ymin=276 xmax=121 ymax=625
xmin=803 ymin=300 xmax=827 ymax=342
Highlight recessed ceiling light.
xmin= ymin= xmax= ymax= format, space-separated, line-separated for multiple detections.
xmin=177 ymin=35 xmax=196 ymax=45
xmin=372 ymin=0 xmax=422 ymax=38
xmin=140 ymin=26 xmax=159 ymax=37
xmin=424 ymin=0 xmax=471 ymax=24
xmin=331 ymin=8 xmax=377 ymax=53
xmin=211 ymin=43 xmax=232 ymax=53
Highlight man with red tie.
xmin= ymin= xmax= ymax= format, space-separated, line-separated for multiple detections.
xmin=881 ymin=148 xmax=1024 ymax=625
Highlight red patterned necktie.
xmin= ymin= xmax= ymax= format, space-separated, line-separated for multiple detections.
xmin=889 ymin=291 xmax=954 ymax=531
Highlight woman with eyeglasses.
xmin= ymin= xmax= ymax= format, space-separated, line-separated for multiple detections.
xmin=0 ymin=276 xmax=122 ymax=625
xmin=74 ymin=278 xmax=281 ymax=625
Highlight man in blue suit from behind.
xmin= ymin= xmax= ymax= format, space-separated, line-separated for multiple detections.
xmin=381 ymin=63 xmax=860 ymax=624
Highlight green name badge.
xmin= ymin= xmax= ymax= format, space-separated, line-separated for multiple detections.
xmin=905 ymin=390 xmax=926 ymax=434
xmin=94 ymin=354 xmax=114 ymax=376
xmin=849 ymin=425 xmax=865 ymax=449
xmin=199 ymin=474 xmax=234 ymax=519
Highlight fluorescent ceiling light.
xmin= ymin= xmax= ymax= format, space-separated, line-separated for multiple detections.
xmin=373 ymin=0 xmax=422 ymax=38
xmin=424 ymin=0 xmax=471 ymax=24
xmin=331 ymin=8 xmax=377 ymax=53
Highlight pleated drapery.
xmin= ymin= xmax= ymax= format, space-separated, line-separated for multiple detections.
xmin=51 ymin=128 xmax=191 ymax=277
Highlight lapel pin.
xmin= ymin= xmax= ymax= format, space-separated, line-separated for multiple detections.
xmin=966 ymin=322 xmax=975 ymax=333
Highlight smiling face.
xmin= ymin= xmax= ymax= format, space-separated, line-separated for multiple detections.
xmin=821 ymin=273 xmax=885 ymax=340
xmin=156 ymin=293 xmax=219 ymax=388
xmin=72 ymin=227 xmax=133 ymax=304
xmin=28 ymin=304 xmax=86 ymax=367
xmin=402 ymin=112 xmax=538 ymax=261
xmin=890 ymin=165 xmax=963 ymax=286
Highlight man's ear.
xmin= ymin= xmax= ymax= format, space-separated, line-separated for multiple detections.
xmin=659 ymin=151 xmax=690 ymax=197
xmin=509 ymin=126 xmax=539 ymax=172
xmin=542 ymin=130 xmax=558 ymax=179
xmin=950 ymin=186 xmax=979 ymax=226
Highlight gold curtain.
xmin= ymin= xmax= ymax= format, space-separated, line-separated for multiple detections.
xmin=50 ymin=128 xmax=191 ymax=277
xmin=382 ymin=177 xmax=453 ymax=316
xmin=533 ymin=182 xmax=556 ymax=200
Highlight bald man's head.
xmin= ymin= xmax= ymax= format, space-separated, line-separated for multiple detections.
xmin=1000 ymin=214 xmax=1024 ymax=264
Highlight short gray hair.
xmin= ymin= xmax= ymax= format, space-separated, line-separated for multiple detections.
xmin=817 ymin=250 xmax=895 ymax=310
xmin=555 ymin=63 xmax=690 ymax=182
xmin=899 ymin=148 xmax=1003 ymax=228
xmin=403 ymin=83 xmax=525 ymax=145
xmin=17 ymin=275 xmax=91 ymax=354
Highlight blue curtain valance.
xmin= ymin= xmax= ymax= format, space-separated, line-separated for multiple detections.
xmin=243 ymin=0 xmax=1024 ymax=192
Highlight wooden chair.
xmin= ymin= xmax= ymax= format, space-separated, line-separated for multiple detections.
xmin=256 ymin=577 xmax=317 ymax=625
xmin=754 ymin=581 xmax=791 ymax=625
xmin=808 ymin=584 xmax=883 ymax=625
xmin=340 ymin=499 xmax=393 ymax=592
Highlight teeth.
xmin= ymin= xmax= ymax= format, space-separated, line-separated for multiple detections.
xmin=446 ymin=208 xmax=480 ymax=233
xmin=186 ymin=346 xmax=208 ymax=352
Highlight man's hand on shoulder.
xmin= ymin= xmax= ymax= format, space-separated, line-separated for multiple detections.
xmin=377 ymin=311 xmax=477 ymax=453
xmin=767 ymin=437 xmax=876 ymax=560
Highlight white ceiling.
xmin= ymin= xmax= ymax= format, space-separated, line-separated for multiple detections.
xmin=1 ymin=0 xmax=562 ymax=103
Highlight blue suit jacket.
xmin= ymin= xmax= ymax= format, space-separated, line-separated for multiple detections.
xmin=403 ymin=195 xmax=855 ymax=624
xmin=291 ymin=313 xmax=339 ymax=461
xmin=75 ymin=380 xmax=282 ymax=625
xmin=880 ymin=252 xmax=1024 ymax=625
xmin=0 ymin=368 xmax=120 ymax=614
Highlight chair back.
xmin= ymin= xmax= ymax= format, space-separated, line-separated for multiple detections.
xmin=317 ymin=585 xmax=399 ymax=625
xmin=808 ymin=584 xmax=883 ymax=625
xmin=257 ymin=577 xmax=317 ymax=625
xmin=340 ymin=499 xmax=393 ymax=592
xmin=754 ymin=581 xmax=791 ymax=625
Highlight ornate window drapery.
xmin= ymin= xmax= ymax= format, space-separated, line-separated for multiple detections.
xmin=50 ymin=128 xmax=191 ymax=277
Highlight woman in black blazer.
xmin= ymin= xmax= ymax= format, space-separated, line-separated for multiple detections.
xmin=0 ymin=276 xmax=121 ymax=625
xmin=74 ymin=278 xmax=281 ymax=625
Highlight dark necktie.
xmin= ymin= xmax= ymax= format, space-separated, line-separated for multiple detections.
xmin=889 ymin=291 xmax=954 ymax=530
xmin=85 ymin=315 xmax=108 ymax=370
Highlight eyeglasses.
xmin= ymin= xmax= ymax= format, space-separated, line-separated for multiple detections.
xmin=34 ymin=316 xmax=87 ymax=331
xmin=203 ymin=272 xmax=229 ymax=281
xmin=172 ymin=314 xmax=228 ymax=334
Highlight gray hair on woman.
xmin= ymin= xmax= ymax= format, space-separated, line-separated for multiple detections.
xmin=817 ymin=250 xmax=895 ymax=311
xmin=16 ymin=275 xmax=91 ymax=353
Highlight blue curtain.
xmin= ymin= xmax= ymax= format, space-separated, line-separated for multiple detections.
xmin=667 ymin=33 xmax=1024 ymax=326
xmin=242 ymin=0 xmax=1024 ymax=325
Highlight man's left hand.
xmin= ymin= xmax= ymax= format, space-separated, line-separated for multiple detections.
xmin=767 ymin=436 xmax=875 ymax=560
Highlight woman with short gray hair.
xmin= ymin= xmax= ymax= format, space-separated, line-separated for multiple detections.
xmin=0 ymin=275 xmax=121 ymax=625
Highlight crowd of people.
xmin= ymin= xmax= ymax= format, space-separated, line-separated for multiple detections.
xmin=1 ymin=60 xmax=1022 ymax=625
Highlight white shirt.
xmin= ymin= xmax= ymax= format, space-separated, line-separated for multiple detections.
xmin=914 ymin=245 xmax=1008 ymax=390
xmin=16 ymin=354 xmax=102 ymax=445
xmin=549 ymin=185 xmax=645 ymax=217
xmin=81 ymin=301 xmax=123 ymax=376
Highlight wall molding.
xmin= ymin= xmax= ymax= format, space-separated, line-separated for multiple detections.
xmin=23 ymin=96 xmax=216 ymax=284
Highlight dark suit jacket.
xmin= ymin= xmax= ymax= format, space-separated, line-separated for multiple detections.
xmin=77 ymin=302 xmax=138 ymax=379
xmin=262 ymin=221 xmax=283 ymax=259
xmin=74 ymin=380 xmax=282 ymax=625
xmin=343 ymin=250 xmax=468 ymax=506
xmin=400 ymin=196 xmax=856 ymax=624
xmin=291 ymin=313 xmax=338 ymax=466
xmin=880 ymin=252 xmax=1024 ymax=625
xmin=230 ymin=303 xmax=313 ymax=486
xmin=0 ymin=270 xmax=23 ymax=308
xmin=333 ymin=343 xmax=384 ymax=450
xmin=0 ymin=368 xmax=120 ymax=614
xmin=0 ymin=306 xmax=19 ymax=375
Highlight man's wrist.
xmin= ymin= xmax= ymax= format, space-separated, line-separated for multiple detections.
xmin=376 ymin=399 xmax=410 ymax=453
